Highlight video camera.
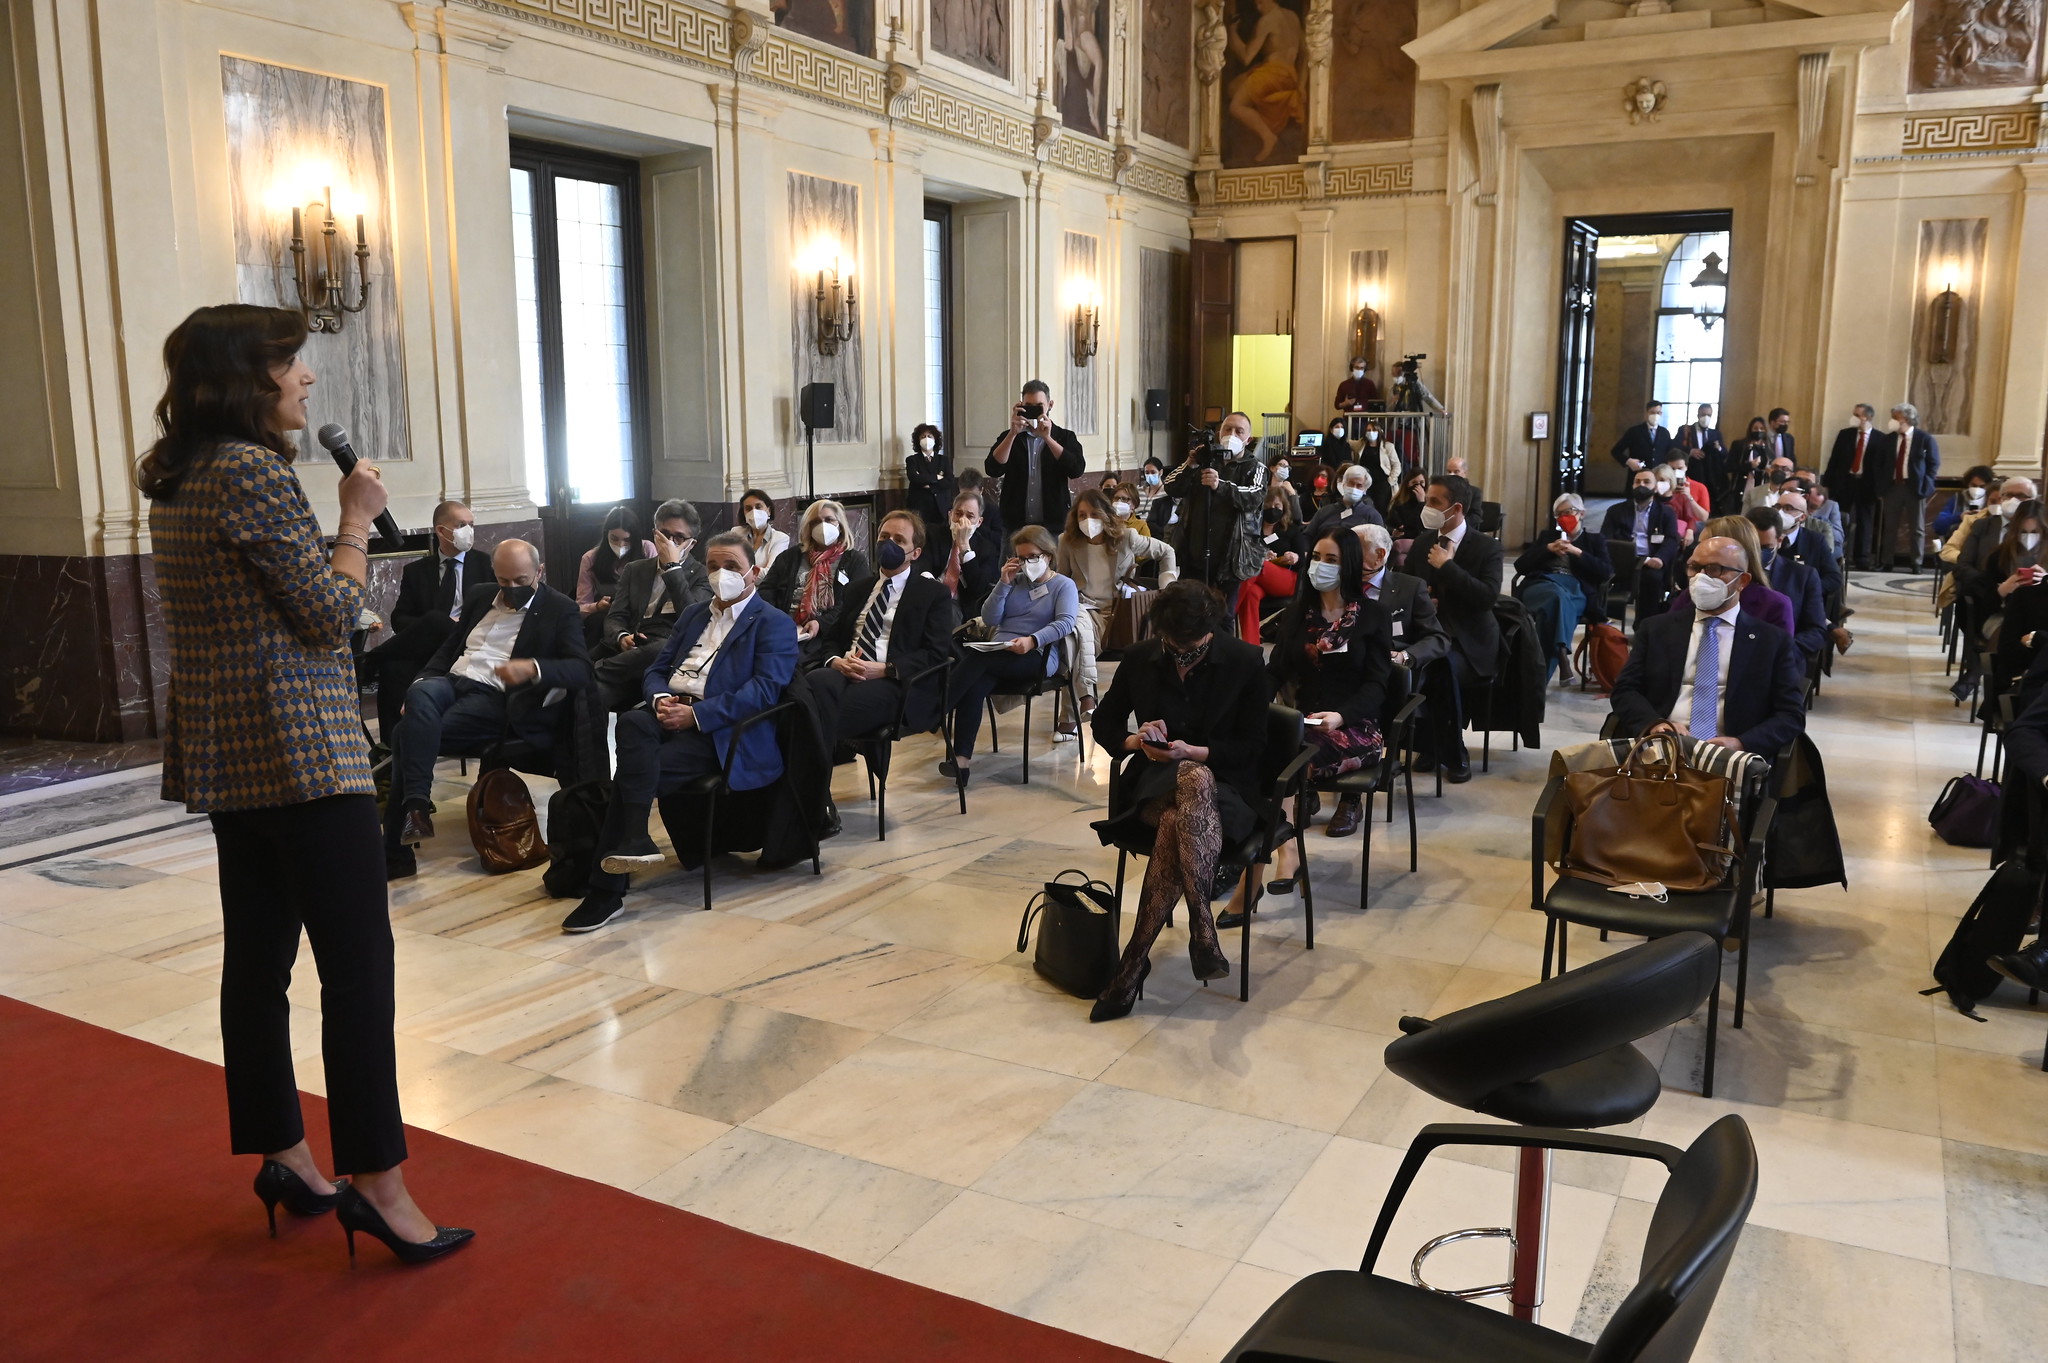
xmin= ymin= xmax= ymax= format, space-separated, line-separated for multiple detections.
xmin=1395 ymin=353 xmax=1427 ymax=382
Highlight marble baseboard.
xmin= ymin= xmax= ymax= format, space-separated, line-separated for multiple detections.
xmin=0 ymin=553 xmax=166 ymax=743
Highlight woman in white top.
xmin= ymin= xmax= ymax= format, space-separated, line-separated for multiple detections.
xmin=1055 ymin=488 xmax=1178 ymax=736
xmin=737 ymin=487 xmax=790 ymax=571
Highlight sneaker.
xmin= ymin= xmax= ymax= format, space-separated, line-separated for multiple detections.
xmin=599 ymin=832 xmax=666 ymax=875
xmin=561 ymin=893 xmax=626 ymax=934
xmin=1053 ymin=716 xmax=1079 ymax=742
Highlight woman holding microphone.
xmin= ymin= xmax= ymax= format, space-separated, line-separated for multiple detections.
xmin=139 ymin=304 xmax=470 ymax=1266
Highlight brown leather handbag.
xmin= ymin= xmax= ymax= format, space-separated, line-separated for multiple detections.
xmin=467 ymin=766 xmax=550 ymax=874
xmin=1100 ymin=588 xmax=1155 ymax=658
xmin=1557 ymin=733 xmax=1741 ymax=892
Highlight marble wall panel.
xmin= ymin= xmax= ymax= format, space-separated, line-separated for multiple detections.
xmin=1141 ymin=0 xmax=1193 ymax=148
xmin=933 ymin=0 xmax=1011 ymax=77
xmin=1911 ymin=0 xmax=2043 ymax=92
xmin=0 ymin=554 xmax=165 ymax=743
xmin=789 ymin=173 xmax=865 ymax=447
xmin=1908 ymin=217 xmax=1988 ymax=435
xmin=1330 ymin=0 xmax=1418 ymax=145
xmin=1055 ymin=0 xmax=1113 ymax=140
xmin=1063 ymin=231 xmax=1102 ymax=436
xmin=776 ymin=0 xmax=875 ymax=55
xmin=1220 ymin=0 xmax=1308 ymax=168
xmin=221 ymin=57 xmax=409 ymax=462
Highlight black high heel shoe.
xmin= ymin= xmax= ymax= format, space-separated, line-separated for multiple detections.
xmin=336 ymin=1184 xmax=475 ymax=1267
xmin=253 ymin=1160 xmax=341 ymax=1237
xmin=1089 ymin=958 xmax=1149 ymax=1023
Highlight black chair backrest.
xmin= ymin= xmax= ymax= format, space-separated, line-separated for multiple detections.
xmin=1384 ymin=933 xmax=1719 ymax=1114
xmin=1587 ymin=1114 xmax=1758 ymax=1363
xmin=1260 ymin=704 xmax=1305 ymax=795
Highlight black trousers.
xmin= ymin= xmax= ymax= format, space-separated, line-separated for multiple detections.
xmin=588 ymin=708 xmax=724 ymax=894
xmin=949 ymin=647 xmax=1050 ymax=758
xmin=362 ymin=615 xmax=457 ymax=740
xmin=1841 ymin=498 xmax=1879 ymax=569
xmin=1419 ymin=652 xmax=1479 ymax=760
xmin=209 ymin=794 xmax=406 ymax=1175
xmin=808 ymin=665 xmax=907 ymax=754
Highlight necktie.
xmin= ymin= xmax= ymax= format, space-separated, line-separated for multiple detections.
xmin=944 ymin=546 xmax=961 ymax=598
xmin=855 ymin=578 xmax=890 ymax=660
xmin=1850 ymin=429 xmax=1866 ymax=477
xmin=1895 ymin=433 xmax=1908 ymax=482
xmin=436 ymin=557 xmax=458 ymax=616
xmin=1688 ymin=618 xmax=1722 ymax=741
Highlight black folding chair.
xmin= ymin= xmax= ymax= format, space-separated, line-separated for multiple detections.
xmin=846 ymin=656 xmax=956 ymax=837
xmin=1306 ymin=693 xmax=1426 ymax=912
xmin=654 ymin=700 xmax=821 ymax=911
xmin=978 ymin=634 xmax=1088 ymax=783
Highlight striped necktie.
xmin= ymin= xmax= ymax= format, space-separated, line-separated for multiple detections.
xmin=855 ymin=577 xmax=891 ymax=659
xmin=1688 ymin=618 xmax=1722 ymax=741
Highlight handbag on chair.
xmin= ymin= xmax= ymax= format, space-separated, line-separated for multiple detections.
xmin=1556 ymin=733 xmax=1741 ymax=893
xmin=467 ymin=766 xmax=550 ymax=874
xmin=1101 ymin=587 xmax=1155 ymax=657
xmin=1016 ymin=869 xmax=1121 ymax=997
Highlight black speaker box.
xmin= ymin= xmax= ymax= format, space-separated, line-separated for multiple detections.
xmin=800 ymin=382 xmax=836 ymax=429
xmin=1145 ymin=388 xmax=1167 ymax=422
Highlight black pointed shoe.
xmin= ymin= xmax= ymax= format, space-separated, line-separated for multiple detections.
xmin=253 ymin=1160 xmax=341 ymax=1237
xmin=336 ymin=1184 xmax=474 ymax=1267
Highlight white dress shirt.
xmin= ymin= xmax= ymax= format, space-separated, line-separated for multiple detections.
xmin=1364 ymin=565 xmax=1387 ymax=600
xmin=1441 ymin=518 xmax=1469 ymax=554
xmin=850 ymin=569 xmax=910 ymax=665
xmin=1673 ymin=602 xmax=1740 ymax=735
xmin=667 ymin=591 xmax=757 ymax=699
xmin=450 ymin=596 xmax=528 ymax=689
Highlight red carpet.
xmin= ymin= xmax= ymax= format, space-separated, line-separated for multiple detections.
xmin=0 ymin=996 xmax=1152 ymax=1362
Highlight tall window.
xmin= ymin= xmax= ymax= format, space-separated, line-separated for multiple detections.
xmin=1652 ymin=230 xmax=1730 ymax=421
xmin=922 ymin=203 xmax=953 ymax=436
xmin=508 ymin=142 xmax=646 ymax=508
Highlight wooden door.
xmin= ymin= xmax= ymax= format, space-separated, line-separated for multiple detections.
xmin=1188 ymin=238 xmax=1234 ymax=433
xmin=1553 ymin=219 xmax=1599 ymax=501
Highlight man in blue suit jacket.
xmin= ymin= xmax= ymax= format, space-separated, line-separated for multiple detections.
xmin=563 ymin=530 xmax=799 ymax=934
xmin=1873 ymin=401 xmax=1941 ymax=571
xmin=1747 ymin=507 xmax=1827 ymax=665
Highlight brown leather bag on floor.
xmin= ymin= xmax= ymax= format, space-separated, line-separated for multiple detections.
xmin=1574 ymin=621 xmax=1630 ymax=694
xmin=1557 ymin=733 xmax=1741 ymax=893
xmin=1100 ymin=588 xmax=1155 ymax=657
xmin=467 ymin=766 xmax=550 ymax=874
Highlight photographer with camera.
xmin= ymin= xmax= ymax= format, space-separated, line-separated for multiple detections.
xmin=986 ymin=379 xmax=1085 ymax=533
xmin=1389 ymin=352 xmax=1446 ymax=417
xmin=1165 ymin=411 xmax=1268 ymax=607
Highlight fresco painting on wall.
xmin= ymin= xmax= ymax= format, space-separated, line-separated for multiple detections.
xmin=1221 ymin=0 xmax=1307 ymax=168
xmin=932 ymin=0 xmax=1010 ymax=77
xmin=1330 ymin=0 xmax=1418 ymax=144
xmin=1911 ymin=0 xmax=2042 ymax=90
xmin=1141 ymin=0 xmax=1193 ymax=147
xmin=1055 ymin=0 xmax=1112 ymax=138
xmin=773 ymin=0 xmax=873 ymax=56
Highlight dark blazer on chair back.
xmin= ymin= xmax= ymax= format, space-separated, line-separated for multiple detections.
xmin=151 ymin=441 xmax=374 ymax=813
xmin=640 ymin=597 xmax=800 ymax=791
xmin=820 ymin=571 xmax=963 ymax=731
xmin=423 ymin=580 xmax=595 ymax=741
xmin=390 ymin=548 xmax=484 ymax=635
xmin=1609 ymin=604 xmax=1807 ymax=755
xmin=1408 ymin=527 xmax=1506 ymax=678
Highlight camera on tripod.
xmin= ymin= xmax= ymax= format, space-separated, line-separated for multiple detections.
xmin=1396 ymin=353 xmax=1427 ymax=380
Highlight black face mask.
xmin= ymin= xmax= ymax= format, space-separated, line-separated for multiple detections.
xmin=1262 ymin=507 xmax=1282 ymax=523
xmin=1631 ymin=486 xmax=1654 ymax=503
xmin=500 ymin=584 xmax=537 ymax=609
xmin=876 ymin=539 xmax=908 ymax=572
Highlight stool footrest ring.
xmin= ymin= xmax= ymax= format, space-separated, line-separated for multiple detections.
xmin=1409 ymin=1226 xmax=1516 ymax=1300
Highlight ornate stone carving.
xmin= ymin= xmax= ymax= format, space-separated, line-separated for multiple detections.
xmin=884 ymin=59 xmax=920 ymax=117
xmin=1301 ymin=157 xmax=1328 ymax=200
xmin=729 ymin=6 xmax=768 ymax=75
xmin=1195 ymin=1 xmax=1229 ymax=84
xmin=1305 ymin=0 xmax=1335 ymax=148
xmin=1623 ymin=77 xmax=1666 ymax=124
xmin=1912 ymin=0 xmax=2043 ymax=92
xmin=1796 ymin=52 xmax=1827 ymax=185
xmin=1471 ymin=83 xmax=1502 ymax=204
xmin=1901 ymin=106 xmax=2043 ymax=151
xmin=1210 ymin=159 xmax=1413 ymax=203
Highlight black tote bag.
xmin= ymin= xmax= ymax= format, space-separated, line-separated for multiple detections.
xmin=1016 ymin=869 xmax=1121 ymax=998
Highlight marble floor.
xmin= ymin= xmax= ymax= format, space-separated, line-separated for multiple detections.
xmin=4 ymin=573 xmax=2046 ymax=1359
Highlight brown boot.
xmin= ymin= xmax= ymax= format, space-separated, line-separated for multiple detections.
xmin=1325 ymin=795 xmax=1363 ymax=838
xmin=1831 ymin=625 xmax=1854 ymax=654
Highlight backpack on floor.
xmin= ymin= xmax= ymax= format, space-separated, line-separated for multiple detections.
xmin=1929 ymin=775 xmax=2000 ymax=848
xmin=1574 ymin=621 xmax=1630 ymax=694
xmin=1922 ymin=860 xmax=2043 ymax=1018
xmin=542 ymin=779 xmax=610 ymax=898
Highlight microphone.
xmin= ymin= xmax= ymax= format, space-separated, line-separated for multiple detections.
xmin=316 ymin=423 xmax=403 ymax=548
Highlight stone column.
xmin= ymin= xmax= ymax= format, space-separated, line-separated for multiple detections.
xmin=1997 ymin=162 xmax=2048 ymax=474
xmin=1193 ymin=0 xmax=1227 ymax=201
xmin=1294 ymin=207 xmax=1336 ymax=428
xmin=1304 ymin=0 xmax=1334 ymax=151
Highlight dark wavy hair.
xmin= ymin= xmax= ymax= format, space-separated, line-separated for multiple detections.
xmin=1150 ymin=579 xmax=1228 ymax=646
xmin=590 ymin=505 xmax=646 ymax=590
xmin=137 ymin=304 xmax=309 ymax=500
xmin=910 ymin=422 xmax=944 ymax=456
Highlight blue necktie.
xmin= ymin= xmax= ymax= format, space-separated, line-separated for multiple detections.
xmin=1688 ymin=618 xmax=1722 ymax=741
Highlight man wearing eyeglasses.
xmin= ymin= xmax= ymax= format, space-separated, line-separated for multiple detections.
xmin=594 ymin=499 xmax=712 ymax=710
xmin=1609 ymin=536 xmax=1806 ymax=755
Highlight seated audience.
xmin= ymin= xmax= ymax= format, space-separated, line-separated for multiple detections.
xmin=1975 ymin=500 xmax=2047 ymax=653
xmin=595 ymin=499 xmax=711 ymax=710
xmin=1305 ymin=463 xmax=1387 ymax=541
xmin=1775 ymin=485 xmax=1843 ymax=619
xmin=1238 ymin=484 xmax=1306 ymax=645
xmin=1087 ymin=582 xmax=1270 ymax=1022
xmin=940 ymin=526 xmax=1080 ymax=787
xmin=361 ymin=500 xmax=480 ymax=741
xmin=576 ymin=506 xmax=652 ymax=646
xmin=759 ymin=499 xmax=871 ymax=665
xmin=1407 ymin=472 xmax=1501 ymax=783
xmin=808 ymin=510 xmax=961 ymax=755
xmin=1611 ymin=534 xmax=1807 ymax=754
xmin=1933 ymin=464 xmax=1996 ymax=546
xmin=1057 ymin=488 xmax=1178 ymax=735
xmin=1745 ymin=506 xmax=1829 ymax=665
xmin=1601 ymin=466 xmax=1681 ymax=618
xmin=736 ymin=488 xmax=790 ymax=571
xmin=1136 ymin=457 xmax=1170 ymax=532
xmin=1516 ymin=492 xmax=1611 ymax=683
xmin=1988 ymin=682 xmax=2048 ymax=986
xmin=1659 ymin=455 xmax=1711 ymax=542
xmin=1353 ymin=522 xmax=1452 ymax=677
xmin=1989 ymin=518 xmax=2048 ymax=691
xmin=385 ymin=540 xmax=592 ymax=871
xmin=1671 ymin=515 xmax=1796 ymax=638
xmin=1386 ymin=466 xmax=1428 ymax=543
xmin=561 ymin=531 xmax=799 ymax=934
xmin=1097 ymin=471 xmax=1123 ymax=498
xmin=1444 ymin=455 xmax=1482 ymax=517
xmin=926 ymin=486 xmax=1005 ymax=617
xmin=1798 ymin=469 xmax=1845 ymax=555
xmin=954 ymin=466 xmax=1005 ymax=545
xmin=1111 ymin=482 xmax=1147 ymax=534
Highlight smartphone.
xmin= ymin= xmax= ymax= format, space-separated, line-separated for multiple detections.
xmin=1303 ymin=716 xmax=1326 ymax=727
xmin=1140 ymin=733 xmax=1171 ymax=749
xmin=1019 ymin=402 xmax=1045 ymax=421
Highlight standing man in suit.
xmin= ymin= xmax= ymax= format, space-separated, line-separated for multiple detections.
xmin=594 ymin=499 xmax=711 ymax=709
xmin=987 ymin=379 xmax=1085 ymax=532
xmin=1610 ymin=401 xmax=1673 ymax=473
xmin=1610 ymin=536 xmax=1808 ymax=755
xmin=925 ymin=486 xmax=1005 ymax=617
xmin=1677 ymin=404 xmax=1724 ymax=462
xmin=1873 ymin=400 xmax=1941 ymax=572
xmin=1767 ymin=407 xmax=1797 ymax=467
xmin=1407 ymin=473 xmax=1501 ymax=783
xmin=1823 ymin=404 xmax=1880 ymax=569
xmin=560 ymin=530 xmax=800 ymax=934
xmin=809 ymin=510 xmax=962 ymax=755
xmin=1600 ymin=467 xmax=1681 ymax=621
xmin=384 ymin=539 xmax=593 ymax=872
xmin=360 ymin=500 xmax=480 ymax=742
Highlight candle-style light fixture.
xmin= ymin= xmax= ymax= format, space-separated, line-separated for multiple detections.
xmin=1352 ymin=285 xmax=1382 ymax=370
xmin=1067 ymin=277 xmax=1101 ymax=367
xmin=810 ymin=251 xmax=858 ymax=357
xmin=1929 ymin=269 xmax=1963 ymax=366
xmin=1689 ymin=251 xmax=1728 ymax=331
xmin=287 ymin=185 xmax=370 ymax=334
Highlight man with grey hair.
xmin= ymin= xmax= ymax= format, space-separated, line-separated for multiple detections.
xmin=1306 ymin=462 xmax=1386 ymax=540
xmin=1874 ymin=401 xmax=1940 ymax=572
xmin=596 ymin=498 xmax=712 ymax=710
xmin=385 ymin=538 xmax=594 ymax=874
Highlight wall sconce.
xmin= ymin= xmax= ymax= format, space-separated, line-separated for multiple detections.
xmin=1351 ymin=286 xmax=1382 ymax=370
xmin=1929 ymin=270 xmax=1964 ymax=365
xmin=1067 ymin=278 xmax=1101 ymax=367
xmin=286 ymin=185 xmax=370 ymax=334
xmin=805 ymin=249 xmax=857 ymax=358
xmin=1689 ymin=251 xmax=1728 ymax=331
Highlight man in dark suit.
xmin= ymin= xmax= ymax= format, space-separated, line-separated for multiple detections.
xmin=1747 ymin=507 xmax=1828 ymax=665
xmin=385 ymin=539 xmax=594 ymax=866
xmin=594 ymin=498 xmax=710 ymax=709
xmin=1988 ymin=677 xmax=2048 ymax=986
xmin=1676 ymin=404 xmax=1724 ymax=462
xmin=1610 ymin=401 xmax=1673 ymax=473
xmin=360 ymin=500 xmax=481 ymax=741
xmin=1872 ymin=401 xmax=1941 ymax=571
xmin=560 ymin=530 xmax=801 ymax=934
xmin=1407 ymin=473 xmax=1502 ymax=783
xmin=986 ymin=379 xmax=1085 ymax=532
xmin=1610 ymin=536 xmax=1807 ymax=755
xmin=809 ymin=510 xmax=962 ymax=755
xmin=923 ymin=485 xmax=1005 ymax=617
xmin=1356 ymin=523 xmax=1452 ymax=674
xmin=1766 ymin=408 xmax=1797 ymax=467
xmin=1601 ymin=467 xmax=1681 ymax=621
xmin=1822 ymin=404 xmax=1879 ymax=569
xmin=1773 ymin=487 xmax=1843 ymax=622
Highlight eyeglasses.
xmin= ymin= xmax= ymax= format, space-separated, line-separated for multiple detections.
xmin=1690 ymin=562 xmax=1744 ymax=582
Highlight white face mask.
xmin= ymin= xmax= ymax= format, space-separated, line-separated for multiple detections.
xmin=815 ymin=521 xmax=841 ymax=548
xmin=918 ymin=436 xmax=935 ymax=452
xmin=1689 ymin=571 xmax=1734 ymax=611
xmin=1223 ymin=433 xmax=1246 ymax=456
xmin=709 ymin=567 xmax=749 ymax=602
xmin=448 ymin=524 xmax=474 ymax=553
xmin=2000 ymin=498 xmax=2020 ymax=519
xmin=1306 ymin=560 xmax=1343 ymax=591
xmin=1966 ymin=487 xmax=1987 ymax=506
xmin=1887 ymin=418 xmax=1902 ymax=433
xmin=1079 ymin=517 xmax=1105 ymax=540
xmin=1112 ymin=501 xmax=1132 ymax=518
xmin=2022 ymin=531 xmax=2043 ymax=553
xmin=1340 ymin=483 xmax=1366 ymax=505
xmin=747 ymin=507 xmax=769 ymax=530
xmin=1363 ymin=430 xmax=1380 ymax=444
xmin=1272 ymin=464 xmax=1289 ymax=481
xmin=1418 ymin=505 xmax=1448 ymax=532
xmin=1021 ymin=556 xmax=1049 ymax=581
xmin=1654 ymin=480 xmax=1672 ymax=496
xmin=1647 ymin=416 xmax=1662 ymax=429
xmin=611 ymin=541 xmax=631 ymax=557
xmin=1351 ymin=368 xmax=1365 ymax=379
xmin=1143 ymin=471 xmax=1160 ymax=485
